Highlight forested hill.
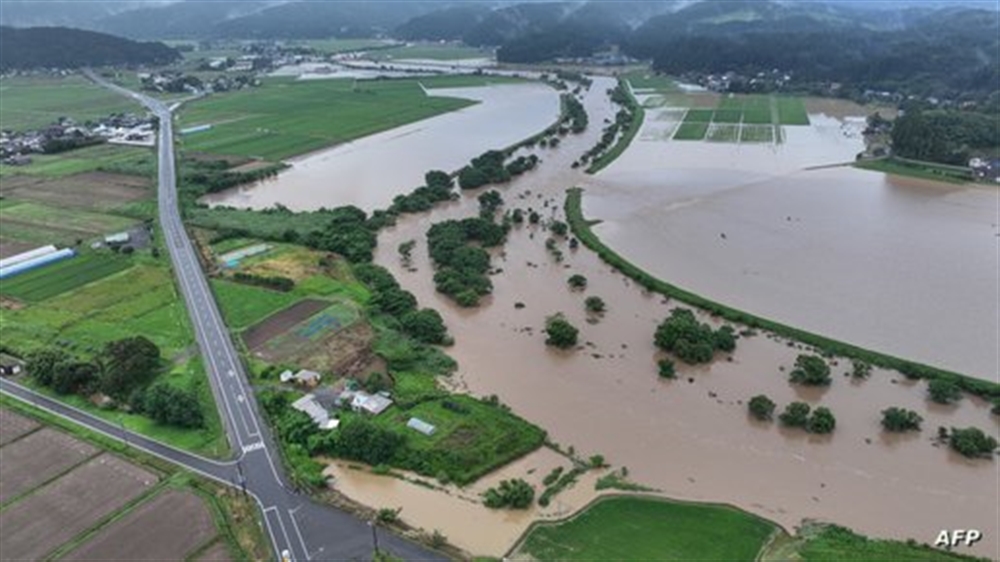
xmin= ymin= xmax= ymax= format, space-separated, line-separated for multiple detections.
xmin=0 ymin=26 xmax=180 ymax=71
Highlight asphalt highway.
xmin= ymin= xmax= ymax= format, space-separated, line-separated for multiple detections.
xmin=0 ymin=70 xmax=447 ymax=562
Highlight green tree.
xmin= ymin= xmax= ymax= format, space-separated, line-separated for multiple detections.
xmin=98 ymin=336 xmax=161 ymax=400
xmin=483 ymin=478 xmax=535 ymax=509
xmin=425 ymin=170 xmax=453 ymax=189
xmin=851 ymin=360 xmax=872 ymax=379
xmin=927 ymin=378 xmax=961 ymax=404
xmin=51 ymin=361 xmax=99 ymax=395
xmin=948 ymin=427 xmax=998 ymax=458
xmin=545 ymin=316 xmax=579 ymax=349
xmin=789 ymin=355 xmax=832 ymax=386
xmin=336 ymin=418 xmax=404 ymax=466
xmin=748 ymin=395 xmax=776 ymax=421
xmin=550 ymin=220 xmax=568 ymax=237
xmin=881 ymin=407 xmax=923 ymax=432
xmin=584 ymin=296 xmax=606 ymax=313
xmin=400 ymin=308 xmax=448 ymax=345
xmin=567 ymin=274 xmax=588 ymax=289
xmin=25 ymin=348 xmax=71 ymax=387
xmin=807 ymin=407 xmax=836 ymax=434
xmin=779 ymin=402 xmax=811 ymax=428
xmin=653 ymin=308 xmax=736 ymax=365
xmin=139 ymin=382 xmax=204 ymax=428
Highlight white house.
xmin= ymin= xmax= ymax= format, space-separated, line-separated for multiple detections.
xmin=291 ymin=394 xmax=338 ymax=430
xmin=350 ymin=391 xmax=393 ymax=416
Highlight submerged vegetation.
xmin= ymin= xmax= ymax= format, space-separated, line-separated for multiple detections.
xmin=584 ymin=80 xmax=644 ymax=174
xmin=654 ymin=307 xmax=736 ymax=365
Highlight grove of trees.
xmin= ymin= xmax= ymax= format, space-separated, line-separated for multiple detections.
xmin=654 ymin=308 xmax=736 ymax=365
xmin=881 ymin=407 xmax=923 ymax=432
xmin=545 ymin=315 xmax=579 ymax=349
xmin=483 ymin=478 xmax=535 ymax=509
xmin=748 ymin=395 xmax=776 ymax=421
xmin=948 ymin=427 xmax=998 ymax=459
xmin=788 ymin=354 xmax=832 ymax=386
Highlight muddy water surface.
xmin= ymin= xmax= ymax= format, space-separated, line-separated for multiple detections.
xmin=203 ymin=82 xmax=560 ymax=212
xmin=363 ymin=76 xmax=998 ymax=557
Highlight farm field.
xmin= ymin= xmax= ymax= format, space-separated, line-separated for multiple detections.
xmin=671 ymin=94 xmax=810 ymax=142
xmin=242 ymin=298 xmax=330 ymax=349
xmin=0 ymin=454 xmax=157 ymax=561
xmin=366 ymin=43 xmax=491 ymax=61
xmin=777 ymin=96 xmax=811 ymax=125
xmin=741 ymin=124 xmax=777 ymax=143
xmin=249 ymin=299 xmax=364 ymax=369
xmin=673 ymin=121 xmax=710 ymax=140
xmin=176 ymin=76 xmax=478 ymax=160
xmin=0 ymin=200 xmax=137 ymax=247
xmin=0 ymin=143 xmax=152 ymax=179
xmin=62 ymin=489 xmax=216 ymax=561
xmin=516 ymin=496 xmax=777 ymax=561
xmin=707 ymin=123 xmax=740 ymax=142
xmin=0 ymin=428 xmax=98 ymax=504
xmin=0 ymin=254 xmax=133 ymax=302
xmin=790 ymin=525 xmax=978 ymax=561
xmin=0 ymin=74 xmax=139 ymax=131
xmin=302 ymin=38 xmax=395 ymax=53
xmin=0 ymin=171 xmax=150 ymax=210
xmin=0 ymin=406 xmax=263 ymax=561
xmin=211 ymin=279 xmax=300 ymax=330
xmin=623 ymin=70 xmax=681 ymax=92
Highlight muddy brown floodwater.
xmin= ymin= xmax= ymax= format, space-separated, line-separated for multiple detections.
xmin=367 ymin=76 xmax=998 ymax=557
xmin=202 ymin=82 xmax=560 ymax=213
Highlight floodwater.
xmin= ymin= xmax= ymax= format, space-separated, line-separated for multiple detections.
xmin=588 ymin=103 xmax=999 ymax=379
xmin=203 ymin=82 xmax=559 ymax=212
xmin=323 ymin=448 xmax=608 ymax=556
xmin=358 ymin=76 xmax=999 ymax=557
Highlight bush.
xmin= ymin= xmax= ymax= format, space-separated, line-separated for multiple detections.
xmin=377 ymin=507 xmax=400 ymax=524
xmin=483 ymin=478 xmax=535 ymax=509
xmin=654 ymin=308 xmax=735 ymax=365
xmin=657 ymin=359 xmax=676 ymax=379
xmin=748 ymin=395 xmax=776 ymax=421
xmin=948 ymin=427 xmax=998 ymax=458
xmin=584 ymin=296 xmax=606 ymax=314
xmin=807 ymin=407 xmax=836 ymax=434
xmin=789 ymin=354 xmax=832 ymax=386
xmin=140 ymin=382 xmax=204 ymax=428
xmin=567 ymin=274 xmax=588 ymax=289
xmin=400 ymin=308 xmax=448 ymax=345
xmin=336 ymin=417 xmax=405 ymax=466
xmin=545 ymin=316 xmax=579 ymax=349
xmin=550 ymin=220 xmax=568 ymax=237
xmin=881 ymin=407 xmax=923 ymax=432
xmin=779 ymin=402 xmax=811 ymax=428
xmin=851 ymin=359 xmax=872 ymax=379
xmin=927 ymin=378 xmax=961 ymax=404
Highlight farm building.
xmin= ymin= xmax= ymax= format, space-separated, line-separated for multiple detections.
xmin=0 ymin=354 xmax=24 ymax=376
xmin=349 ymin=391 xmax=393 ymax=416
xmin=104 ymin=232 xmax=130 ymax=245
xmin=0 ymin=248 xmax=75 ymax=279
xmin=406 ymin=417 xmax=436 ymax=436
xmin=0 ymin=245 xmax=57 ymax=269
xmin=291 ymin=394 xmax=338 ymax=430
xmin=218 ymin=244 xmax=271 ymax=268
xmin=279 ymin=369 xmax=321 ymax=386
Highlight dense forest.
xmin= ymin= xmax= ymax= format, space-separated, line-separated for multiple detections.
xmin=0 ymin=26 xmax=179 ymax=71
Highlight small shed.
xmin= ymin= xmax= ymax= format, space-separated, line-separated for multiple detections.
xmin=105 ymin=232 xmax=130 ymax=245
xmin=293 ymin=369 xmax=321 ymax=387
xmin=279 ymin=370 xmax=295 ymax=383
xmin=350 ymin=391 xmax=393 ymax=416
xmin=406 ymin=417 xmax=436 ymax=436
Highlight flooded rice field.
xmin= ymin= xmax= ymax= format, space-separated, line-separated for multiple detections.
xmin=203 ymin=82 xmax=559 ymax=213
xmin=587 ymin=100 xmax=999 ymax=379
xmin=359 ymin=76 xmax=997 ymax=557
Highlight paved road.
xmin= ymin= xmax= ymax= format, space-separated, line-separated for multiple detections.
xmin=1 ymin=70 xmax=446 ymax=562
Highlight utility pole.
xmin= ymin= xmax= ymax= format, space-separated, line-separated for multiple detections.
xmin=369 ymin=519 xmax=380 ymax=558
xmin=119 ymin=417 xmax=129 ymax=449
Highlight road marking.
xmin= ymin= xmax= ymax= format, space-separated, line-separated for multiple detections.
xmin=242 ymin=441 xmax=265 ymax=454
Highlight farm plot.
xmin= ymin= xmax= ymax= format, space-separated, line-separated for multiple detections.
xmin=0 ymin=454 xmax=157 ymax=561
xmin=777 ymin=96 xmax=811 ymax=125
xmin=0 ymin=238 xmax=36 ymax=260
xmin=0 ymin=201 xmax=137 ymax=247
xmin=196 ymin=541 xmax=234 ymax=561
xmin=242 ymin=298 xmax=330 ymax=349
xmin=62 ymin=489 xmax=216 ymax=561
xmin=212 ymin=279 xmax=300 ymax=330
xmin=673 ymin=122 xmax=710 ymax=141
xmin=0 ymin=143 xmax=152 ymax=179
xmin=740 ymin=125 xmax=777 ymax=143
xmin=0 ymin=254 xmax=133 ymax=303
xmin=0 ymin=428 xmax=98 ymax=504
xmin=707 ymin=124 xmax=740 ymax=142
xmin=0 ymin=409 xmax=39 ymax=445
xmin=0 ymin=172 xmax=151 ymax=210
xmin=0 ymin=75 xmax=139 ymax=132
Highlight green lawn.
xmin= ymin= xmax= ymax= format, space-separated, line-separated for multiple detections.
xmin=0 ymin=143 xmax=153 ymax=179
xmin=176 ymin=77 xmax=478 ymax=160
xmin=673 ymin=122 xmax=709 ymax=140
xmin=211 ymin=279 xmax=300 ymax=330
xmin=0 ymin=253 xmax=132 ymax=302
xmin=776 ymin=97 xmax=811 ymax=125
xmin=519 ymin=496 xmax=777 ymax=561
xmin=0 ymin=75 xmax=139 ymax=131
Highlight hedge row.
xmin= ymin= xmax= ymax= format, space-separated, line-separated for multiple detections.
xmin=586 ymin=79 xmax=645 ymax=174
xmin=564 ymin=187 xmax=997 ymax=400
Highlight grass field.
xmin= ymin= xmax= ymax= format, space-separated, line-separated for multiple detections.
xmin=0 ymin=75 xmax=138 ymax=132
xmin=777 ymin=97 xmax=810 ymax=125
xmin=211 ymin=279 xmax=300 ymax=330
xmin=518 ymin=496 xmax=776 ymax=561
xmin=0 ymin=144 xmax=153 ymax=179
xmin=176 ymin=77 xmax=478 ymax=160
xmin=1 ymin=201 xmax=135 ymax=236
xmin=366 ymin=44 xmax=490 ymax=61
xmin=673 ymin=122 xmax=710 ymax=140
xmin=793 ymin=525 xmax=978 ymax=561
xmin=0 ymin=254 xmax=132 ymax=302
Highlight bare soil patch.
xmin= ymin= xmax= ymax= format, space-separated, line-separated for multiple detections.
xmin=0 ymin=427 xmax=98 ymax=504
xmin=195 ymin=541 xmax=234 ymax=561
xmin=0 ymin=454 xmax=157 ymax=560
xmin=0 ymin=238 xmax=37 ymax=259
xmin=62 ymin=489 xmax=216 ymax=561
xmin=257 ymin=321 xmax=380 ymax=378
xmin=0 ymin=409 xmax=39 ymax=445
xmin=243 ymin=298 xmax=329 ymax=349
xmin=0 ymin=172 xmax=150 ymax=210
